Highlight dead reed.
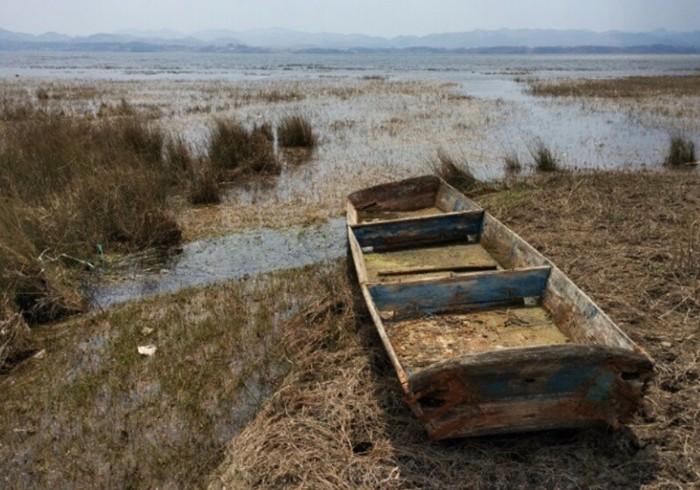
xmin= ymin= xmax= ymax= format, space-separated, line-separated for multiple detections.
xmin=208 ymin=118 xmax=280 ymax=176
xmin=0 ymin=111 xmax=182 ymax=325
xmin=664 ymin=136 xmax=696 ymax=167
xmin=429 ymin=149 xmax=479 ymax=191
xmin=277 ymin=115 xmax=318 ymax=149
xmin=529 ymin=139 xmax=559 ymax=172
xmin=0 ymin=294 xmax=33 ymax=373
xmin=503 ymin=151 xmax=523 ymax=174
xmin=528 ymin=74 xmax=700 ymax=98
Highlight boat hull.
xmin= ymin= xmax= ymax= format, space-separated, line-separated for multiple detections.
xmin=347 ymin=176 xmax=653 ymax=439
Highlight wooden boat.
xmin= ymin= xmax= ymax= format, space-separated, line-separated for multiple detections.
xmin=346 ymin=176 xmax=654 ymax=440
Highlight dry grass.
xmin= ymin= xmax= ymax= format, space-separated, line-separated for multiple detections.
xmin=278 ymin=115 xmax=318 ymax=149
xmin=0 ymin=264 xmax=343 ymax=489
xmin=528 ymin=75 xmax=700 ymax=98
xmin=208 ymin=118 xmax=280 ymax=176
xmin=189 ymin=164 xmax=222 ymax=205
xmin=529 ymin=139 xmax=560 ymax=172
xmin=503 ymin=151 xmax=523 ymax=174
xmin=664 ymin=136 xmax=696 ymax=167
xmin=0 ymin=294 xmax=33 ymax=373
xmin=0 ymin=108 xmax=182 ymax=328
xmin=429 ymin=149 xmax=479 ymax=192
xmin=211 ymin=171 xmax=699 ymax=489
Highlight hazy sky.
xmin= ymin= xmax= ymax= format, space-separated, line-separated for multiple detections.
xmin=2 ymin=0 xmax=699 ymax=36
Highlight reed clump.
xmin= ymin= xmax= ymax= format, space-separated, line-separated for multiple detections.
xmin=278 ymin=115 xmax=318 ymax=149
xmin=529 ymin=140 xmax=559 ymax=172
xmin=208 ymin=118 xmax=280 ymax=176
xmin=0 ymin=113 xmax=182 ymax=324
xmin=664 ymin=136 xmax=696 ymax=167
xmin=430 ymin=149 xmax=479 ymax=191
xmin=504 ymin=151 xmax=523 ymax=174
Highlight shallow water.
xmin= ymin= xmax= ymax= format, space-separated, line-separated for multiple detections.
xmin=88 ymin=218 xmax=346 ymax=308
xmin=5 ymin=52 xmax=699 ymax=305
xmin=2 ymin=51 xmax=699 ymax=81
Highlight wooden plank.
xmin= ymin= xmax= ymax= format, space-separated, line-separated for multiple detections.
xmin=347 ymin=175 xmax=440 ymax=213
xmin=352 ymin=211 xmax=484 ymax=251
xmin=386 ymin=306 xmax=569 ymax=371
xmin=405 ymin=344 xmax=653 ymax=440
xmin=345 ymin=200 xmax=358 ymax=226
xmin=436 ymin=181 xmax=482 ymax=213
xmin=358 ymin=206 xmax=444 ymax=224
xmin=364 ymin=242 xmax=498 ymax=282
xmin=368 ymin=266 xmax=551 ymax=318
xmin=347 ymin=226 xmax=410 ymax=385
xmin=481 ymin=212 xmax=644 ymax=353
xmin=408 ymin=344 xmax=652 ymax=394
xmin=377 ymin=265 xmax=496 ymax=276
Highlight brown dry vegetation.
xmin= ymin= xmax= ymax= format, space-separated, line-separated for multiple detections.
xmin=278 ymin=115 xmax=318 ymax=149
xmin=0 ymin=98 xmax=317 ymax=363
xmin=208 ymin=119 xmax=280 ymax=176
xmin=211 ymin=171 xmax=699 ymax=489
xmin=0 ymin=109 xmax=182 ymax=326
xmin=0 ymin=264 xmax=343 ymax=489
xmin=664 ymin=136 xmax=696 ymax=167
xmin=528 ymin=75 xmax=700 ymax=98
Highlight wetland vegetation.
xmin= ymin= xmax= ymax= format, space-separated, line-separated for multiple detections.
xmin=1 ymin=64 xmax=699 ymax=488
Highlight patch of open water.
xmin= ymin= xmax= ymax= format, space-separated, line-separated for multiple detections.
xmin=88 ymin=218 xmax=346 ymax=308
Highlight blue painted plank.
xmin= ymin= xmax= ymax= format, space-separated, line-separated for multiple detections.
xmin=369 ymin=267 xmax=551 ymax=316
xmin=472 ymin=363 xmax=611 ymax=401
xmin=351 ymin=211 xmax=484 ymax=250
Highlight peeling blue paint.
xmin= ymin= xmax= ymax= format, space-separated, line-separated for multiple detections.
xmin=369 ymin=267 xmax=550 ymax=314
xmin=352 ymin=212 xmax=484 ymax=250
xmin=586 ymin=371 xmax=615 ymax=402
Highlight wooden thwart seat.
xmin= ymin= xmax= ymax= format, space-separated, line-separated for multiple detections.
xmin=364 ymin=242 xmax=499 ymax=282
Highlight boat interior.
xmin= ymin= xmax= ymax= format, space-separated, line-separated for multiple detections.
xmin=347 ymin=176 xmax=640 ymax=376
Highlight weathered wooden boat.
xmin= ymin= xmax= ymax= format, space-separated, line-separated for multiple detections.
xmin=347 ymin=176 xmax=654 ymax=440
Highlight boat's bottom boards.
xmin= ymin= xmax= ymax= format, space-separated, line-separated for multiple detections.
xmin=386 ymin=306 xmax=570 ymax=372
xmin=364 ymin=242 xmax=499 ymax=282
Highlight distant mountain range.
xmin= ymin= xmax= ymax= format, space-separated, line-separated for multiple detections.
xmin=1 ymin=27 xmax=700 ymax=53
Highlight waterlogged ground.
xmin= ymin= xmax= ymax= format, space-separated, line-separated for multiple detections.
xmin=2 ymin=52 xmax=699 ymax=304
xmin=88 ymin=218 xmax=346 ymax=308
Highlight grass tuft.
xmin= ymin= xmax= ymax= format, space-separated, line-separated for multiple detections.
xmin=278 ymin=115 xmax=318 ymax=149
xmin=208 ymin=118 xmax=280 ymax=175
xmin=429 ymin=149 xmax=479 ymax=191
xmin=529 ymin=140 xmax=559 ymax=172
xmin=504 ymin=152 xmax=523 ymax=174
xmin=664 ymin=136 xmax=696 ymax=167
xmin=189 ymin=164 xmax=222 ymax=205
xmin=0 ymin=114 xmax=182 ymax=324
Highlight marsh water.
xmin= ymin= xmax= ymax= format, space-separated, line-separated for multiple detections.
xmin=6 ymin=51 xmax=698 ymax=305
xmin=88 ymin=218 xmax=346 ymax=308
